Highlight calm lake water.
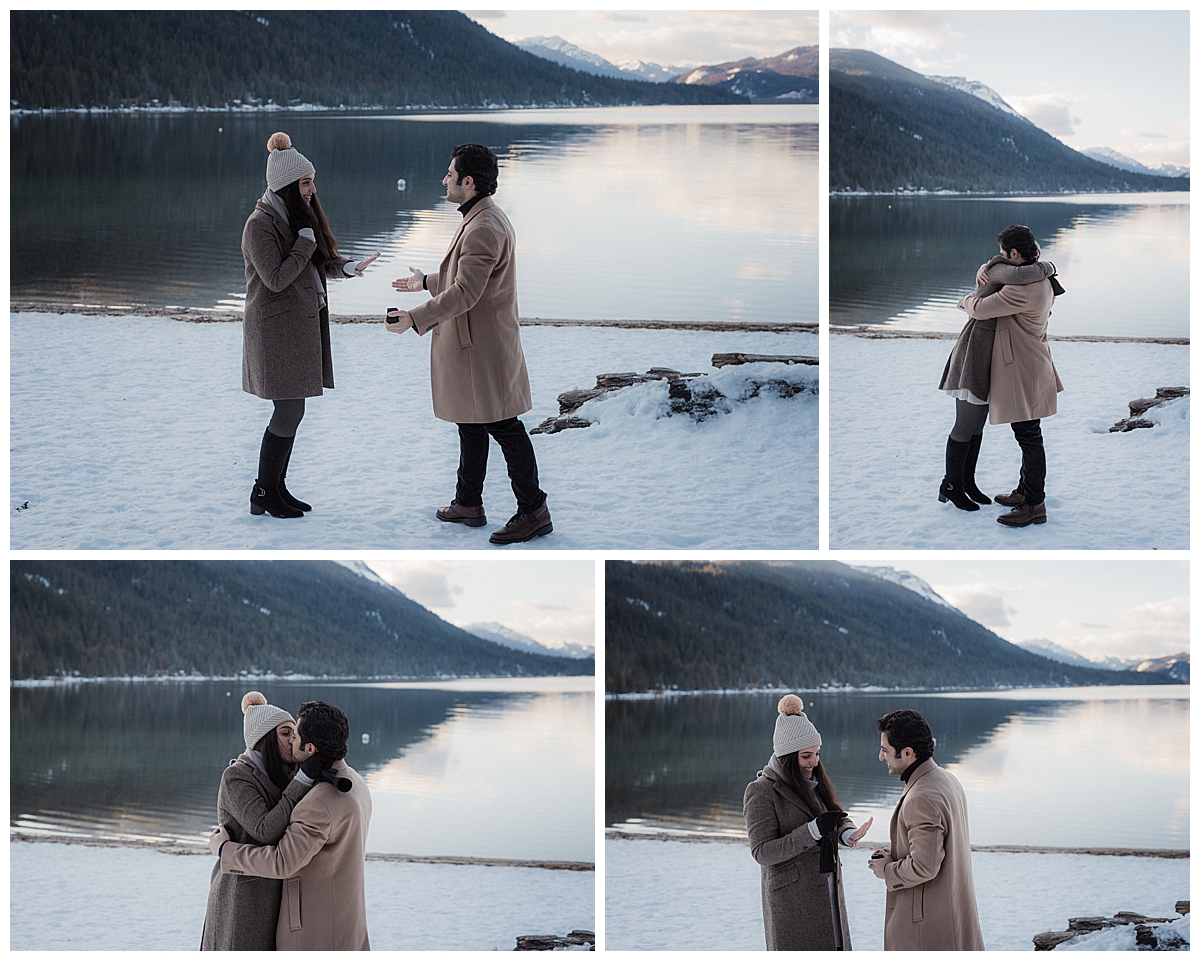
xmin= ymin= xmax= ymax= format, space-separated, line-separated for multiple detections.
xmin=11 ymin=105 xmax=817 ymax=325
xmin=606 ymin=686 xmax=1189 ymax=850
xmin=830 ymin=194 xmax=1190 ymax=338
xmin=12 ymin=676 xmax=594 ymax=862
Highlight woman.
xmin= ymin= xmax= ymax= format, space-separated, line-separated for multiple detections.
xmin=937 ymin=224 xmax=1063 ymax=516
xmin=744 ymin=695 xmax=873 ymax=951
xmin=200 ymin=692 xmax=314 ymax=950
xmin=242 ymin=131 xmax=380 ymax=518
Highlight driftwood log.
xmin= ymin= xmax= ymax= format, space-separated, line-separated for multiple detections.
xmin=1033 ymin=907 xmax=1189 ymax=950
xmin=1110 ymin=387 xmax=1190 ymax=432
xmin=531 ymin=358 xmax=813 ymax=435
xmin=515 ymin=930 xmax=595 ymax=951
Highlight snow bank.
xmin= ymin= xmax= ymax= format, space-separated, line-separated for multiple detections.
xmin=9 ymin=840 xmax=593 ymax=951
xmin=604 ymin=838 xmax=1189 ymax=951
xmin=10 ymin=313 xmax=817 ymax=548
xmin=1057 ymin=914 xmax=1189 ymax=951
xmin=830 ymin=333 xmax=1188 ymax=548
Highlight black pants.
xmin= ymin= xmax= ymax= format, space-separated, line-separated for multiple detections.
xmin=456 ymin=417 xmax=546 ymax=514
xmin=1010 ymin=419 xmax=1046 ymax=505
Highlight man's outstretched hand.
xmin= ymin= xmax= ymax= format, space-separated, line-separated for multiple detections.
xmin=209 ymin=824 xmax=231 ymax=856
xmin=392 ymin=267 xmax=425 ymax=293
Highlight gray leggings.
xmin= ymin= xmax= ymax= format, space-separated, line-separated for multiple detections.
xmin=267 ymin=398 xmax=306 ymax=438
xmin=950 ymin=399 xmax=988 ymax=442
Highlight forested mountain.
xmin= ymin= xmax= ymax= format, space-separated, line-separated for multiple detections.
xmin=831 ymin=48 xmax=1187 ymax=194
xmin=606 ymin=560 xmax=1169 ymax=693
xmin=10 ymin=11 xmax=744 ymax=110
xmin=674 ymin=46 xmax=818 ymax=102
xmin=11 ymin=560 xmax=594 ymax=679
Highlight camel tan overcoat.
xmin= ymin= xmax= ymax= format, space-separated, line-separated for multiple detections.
xmin=881 ymin=759 xmax=984 ymax=951
xmin=957 ymin=280 xmax=1063 ymax=424
xmin=744 ymin=763 xmax=856 ymax=950
xmin=408 ymin=196 xmax=533 ymax=424
xmin=241 ymin=201 xmax=351 ymax=400
xmin=219 ymin=760 xmax=373 ymax=951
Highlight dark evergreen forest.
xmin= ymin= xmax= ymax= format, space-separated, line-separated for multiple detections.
xmin=11 ymin=560 xmax=594 ymax=679
xmin=11 ymin=11 xmax=745 ymax=110
xmin=830 ymin=49 xmax=1187 ymax=194
xmin=605 ymin=560 xmax=1166 ymax=693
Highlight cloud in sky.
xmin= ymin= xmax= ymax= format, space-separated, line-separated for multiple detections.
xmin=936 ymin=582 xmax=1016 ymax=629
xmin=831 ymin=11 xmax=962 ymax=61
xmin=1005 ymin=94 xmax=1083 ymax=138
xmin=378 ymin=563 xmax=463 ymax=610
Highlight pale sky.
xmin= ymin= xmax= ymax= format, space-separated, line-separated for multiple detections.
xmin=831 ymin=11 xmax=1190 ymax=168
xmin=368 ymin=560 xmax=595 ymax=652
xmin=464 ymin=10 xmax=818 ymax=67
xmin=890 ymin=561 xmax=1189 ymax=662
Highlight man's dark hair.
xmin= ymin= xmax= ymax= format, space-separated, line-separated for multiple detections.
xmin=451 ymin=143 xmax=498 ymax=196
xmin=997 ymin=224 xmax=1039 ymax=263
xmin=877 ymin=709 xmax=935 ymax=763
xmin=297 ymin=700 xmax=350 ymax=761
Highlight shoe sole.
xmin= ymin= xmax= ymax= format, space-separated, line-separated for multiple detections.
xmin=250 ymin=504 xmax=303 ymax=518
xmin=438 ymin=514 xmax=487 ymax=527
xmin=489 ymin=522 xmax=553 ymax=545
xmin=997 ymin=516 xmax=1047 ymax=527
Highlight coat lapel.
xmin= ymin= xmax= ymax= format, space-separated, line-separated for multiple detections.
xmin=764 ymin=764 xmax=820 ymax=819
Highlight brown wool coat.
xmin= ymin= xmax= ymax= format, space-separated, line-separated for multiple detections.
xmin=219 ymin=760 xmax=373 ymax=951
xmin=882 ymin=759 xmax=984 ymax=951
xmin=200 ymin=754 xmax=314 ymax=950
xmin=744 ymin=763 xmax=856 ymax=950
xmin=957 ymin=280 xmax=1063 ymax=424
xmin=408 ymin=196 xmax=533 ymax=425
xmin=241 ymin=201 xmax=351 ymax=400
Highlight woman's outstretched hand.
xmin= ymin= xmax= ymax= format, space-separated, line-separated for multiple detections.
xmin=392 ymin=267 xmax=425 ymax=293
xmin=846 ymin=817 xmax=873 ymax=846
xmin=209 ymin=824 xmax=231 ymax=856
xmin=354 ymin=252 xmax=381 ymax=276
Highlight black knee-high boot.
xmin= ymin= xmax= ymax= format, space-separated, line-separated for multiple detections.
xmin=250 ymin=428 xmax=304 ymax=518
xmin=939 ymin=437 xmax=981 ymax=511
xmin=278 ymin=436 xmax=312 ymax=512
xmin=962 ymin=433 xmax=992 ymax=505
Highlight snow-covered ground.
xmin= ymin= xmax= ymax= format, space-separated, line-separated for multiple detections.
xmin=830 ymin=333 xmax=1188 ymax=548
xmin=10 ymin=313 xmax=817 ymax=548
xmin=9 ymin=839 xmax=593 ymax=951
xmin=605 ymin=838 xmax=1189 ymax=951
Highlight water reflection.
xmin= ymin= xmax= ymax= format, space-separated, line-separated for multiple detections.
xmin=11 ymin=679 xmax=594 ymax=860
xmin=830 ymin=195 xmax=1189 ymax=338
xmin=606 ymin=689 xmax=1188 ymax=849
xmin=11 ymin=108 xmax=816 ymax=324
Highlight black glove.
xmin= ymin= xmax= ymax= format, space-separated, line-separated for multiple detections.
xmin=814 ymin=810 xmax=847 ymax=839
xmin=300 ymin=752 xmax=334 ymax=780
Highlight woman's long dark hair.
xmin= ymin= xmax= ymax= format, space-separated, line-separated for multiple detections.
xmin=778 ymin=751 xmax=844 ymax=814
xmin=253 ymin=727 xmax=298 ymax=792
xmin=276 ymin=180 xmax=340 ymax=266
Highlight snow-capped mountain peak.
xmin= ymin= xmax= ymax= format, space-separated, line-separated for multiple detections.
xmin=850 ymin=566 xmax=957 ymax=612
xmin=518 ymin=35 xmax=614 ymax=71
xmin=1079 ymin=146 xmax=1189 ymax=179
xmin=926 ymin=75 xmax=1031 ymax=124
xmin=462 ymin=622 xmax=594 ymax=660
xmin=334 ymin=560 xmax=401 ymax=592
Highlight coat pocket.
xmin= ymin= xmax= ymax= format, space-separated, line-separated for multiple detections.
xmin=911 ymin=882 xmax=925 ymax=922
xmin=998 ymin=327 xmax=1014 ymax=365
xmin=768 ymin=864 xmax=801 ymax=891
xmin=286 ymin=877 xmax=302 ymax=931
xmin=260 ymin=296 xmax=294 ymax=320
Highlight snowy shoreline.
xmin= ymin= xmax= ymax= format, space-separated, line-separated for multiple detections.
xmin=10 ymin=838 xmax=595 ymax=951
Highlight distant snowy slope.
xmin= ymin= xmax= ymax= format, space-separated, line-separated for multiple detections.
xmin=1080 ymin=146 xmax=1189 ymax=178
xmin=463 ymin=622 xmax=593 ymax=660
xmin=926 ymin=75 xmax=1031 ymax=123
xmin=1014 ymin=638 xmax=1120 ymax=670
xmin=335 ymin=560 xmax=402 ymax=592
xmin=515 ymin=36 xmax=638 ymax=81
xmin=849 ymin=566 xmax=958 ymax=612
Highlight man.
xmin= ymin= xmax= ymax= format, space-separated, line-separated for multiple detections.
xmin=869 ymin=709 xmax=984 ymax=951
xmin=956 ymin=224 xmax=1063 ymax=528
xmin=210 ymin=701 xmax=373 ymax=950
xmin=386 ymin=143 xmax=552 ymax=545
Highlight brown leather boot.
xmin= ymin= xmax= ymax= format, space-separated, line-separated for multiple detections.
xmin=436 ymin=501 xmax=486 ymax=527
xmin=489 ymin=502 xmax=553 ymax=544
xmin=997 ymin=501 xmax=1046 ymax=527
xmin=995 ymin=489 xmax=1025 ymax=507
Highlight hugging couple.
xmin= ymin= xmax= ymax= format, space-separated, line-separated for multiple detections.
xmin=200 ymin=693 xmax=371 ymax=950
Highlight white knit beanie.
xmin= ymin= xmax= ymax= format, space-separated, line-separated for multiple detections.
xmin=242 ymin=691 xmax=295 ymax=752
xmin=264 ymin=132 xmax=315 ymax=192
xmin=773 ymin=694 xmax=822 ymax=757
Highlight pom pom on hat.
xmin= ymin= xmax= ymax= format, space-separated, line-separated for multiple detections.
xmin=242 ymin=691 xmax=267 ymax=714
xmin=267 ymin=131 xmax=292 ymax=152
xmin=778 ymin=694 xmax=805 ymax=716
